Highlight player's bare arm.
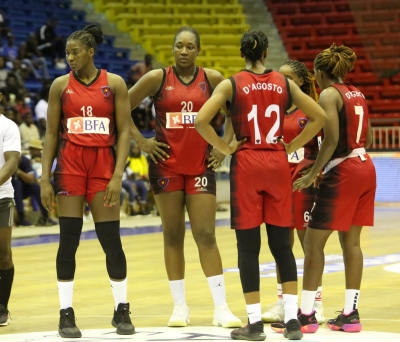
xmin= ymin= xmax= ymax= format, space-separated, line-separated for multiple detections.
xmin=284 ymin=79 xmax=327 ymax=154
xmin=293 ymin=87 xmax=339 ymax=191
xmin=196 ymin=80 xmax=245 ymax=155
xmin=41 ymin=76 xmax=66 ymax=212
xmin=0 ymin=151 xmax=20 ymax=187
xmin=127 ymin=69 xmax=170 ymax=163
xmin=104 ymin=73 xmax=131 ymax=207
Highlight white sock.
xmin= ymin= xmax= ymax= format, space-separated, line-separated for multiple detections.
xmin=246 ymin=303 xmax=261 ymax=324
xmin=343 ymin=289 xmax=360 ymax=315
xmin=207 ymin=274 xmax=226 ymax=308
xmin=57 ymin=280 xmax=74 ymax=310
xmin=169 ymin=279 xmax=186 ymax=305
xmin=283 ymin=294 xmax=298 ymax=323
xmin=315 ymin=286 xmax=323 ymax=302
xmin=277 ymin=283 xmax=283 ymax=302
xmin=300 ymin=290 xmax=317 ymax=315
xmin=110 ymin=278 xmax=127 ymax=311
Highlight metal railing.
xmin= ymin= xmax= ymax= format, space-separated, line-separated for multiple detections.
xmin=371 ymin=126 xmax=400 ymax=150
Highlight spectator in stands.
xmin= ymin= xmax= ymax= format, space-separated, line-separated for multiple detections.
xmin=14 ymin=91 xmax=32 ymax=117
xmin=0 ymin=10 xmax=9 ymax=41
xmin=4 ymin=107 xmax=19 ymax=125
xmin=2 ymin=73 xmax=24 ymax=106
xmin=128 ymin=26 xmax=242 ymax=329
xmin=2 ymin=33 xmax=19 ymax=66
xmin=292 ymin=43 xmax=376 ymax=334
xmin=125 ymin=143 xmax=150 ymax=215
xmin=128 ymin=55 xmax=154 ymax=132
xmin=18 ymin=33 xmax=50 ymax=80
xmin=0 ymin=56 xmax=9 ymax=92
xmin=34 ymin=81 xmax=51 ymax=138
xmin=128 ymin=54 xmax=153 ymax=85
xmin=12 ymin=153 xmax=56 ymax=226
xmin=37 ymin=18 xmax=66 ymax=69
xmin=19 ymin=112 xmax=40 ymax=150
xmin=8 ymin=59 xmax=30 ymax=85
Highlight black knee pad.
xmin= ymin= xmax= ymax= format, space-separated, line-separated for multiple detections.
xmin=56 ymin=217 xmax=83 ymax=280
xmin=236 ymin=227 xmax=261 ymax=293
xmin=95 ymin=221 xmax=126 ymax=280
xmin=266 ymin=224 xmax=297 ymax=283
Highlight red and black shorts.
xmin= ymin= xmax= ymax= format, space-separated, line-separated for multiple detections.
xmin=149 ymin=163 xmax=216 ymax=196
xmin=53 ymin=140 xmax=116 ymax=204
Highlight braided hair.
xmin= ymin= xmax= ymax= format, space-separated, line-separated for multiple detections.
xmin=67 ymin=23 xmax=104 ymax=52
xmin=173 ymin=27 xmax=201 ymax=49
xmin=240 ymin=29 xmax=268 ymax=62
xmin=280 ymin=59 xmax=319 ymax=102
xmin=314 ymin=43 xmax=357 ymax=79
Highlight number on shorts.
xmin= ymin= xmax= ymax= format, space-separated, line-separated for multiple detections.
xmin=304 ymin=211 xmax=310 ymax=222
xmin=195 ymin=177 xmax=208 ymax=188
xmin=247 ymin=104 xmax=280 ymax=144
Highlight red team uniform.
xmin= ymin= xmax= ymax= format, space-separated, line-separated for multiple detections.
xmin=149 ymin=66 xmax=216 ymax=195
xmin=283 ymin=109 xmax=320 ymax=230
xmin=54 ymin=70 xmax=117 ymax=203
xmin=309 ymin=83 xmax=376 ymax=231
xmin=228 ymin=70 xmax=292 ymax=230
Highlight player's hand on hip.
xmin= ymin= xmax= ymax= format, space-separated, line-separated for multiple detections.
xmin=104 ymin=177 xmax=121 ymax=207
xmin=227 ymin=136 xmax=246 ymax=155
xmin=208 ymin=148 xmax=225 ymax=170
xmin=40 ymin=180 xmax=55 ymax=212
xmin=139 ymin=137 xmax=170 ymax=164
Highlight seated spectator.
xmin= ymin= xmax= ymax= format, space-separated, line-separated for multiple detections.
xmin=125 ymin=143 xmax=150 ymax=215
xmin=2 ymin=33 xmax=18 ymax=66
xmin=18 ymin=33 xmax=50 ymax=80
xmin=34 ymin=81 xmax=51 ymax=137
xmin=0 ymin=9 xmax=10 ymax=41
xmin=28 ymin=138 xmax=43 ymax=179
xmin=12 ymin=153 xmax=56 ymax=226
xmin=128 ymin=53 xmax=153 ymax=85
xmin=2 ymin=73 xmax=25 ymax=106
xmin=19 ymin=112 xmax=40 ymax=150
xmin=4 ymin=106 xmax=19 ymax=125
xmin=0 ymin=56 xmax=9 ymax=92
xmin=36 ymin=18 xmax=66 ymax=69
xmin=9 ymin=59 xmax=31 ymax=84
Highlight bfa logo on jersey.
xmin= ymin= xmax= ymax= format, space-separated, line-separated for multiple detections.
xmin=65 ymin=89 xmax=74 ymax=94
xmin=165 ymin=85 xmax=174 ymax=90
xmin=166 ymin=112 xmax=198 ymax=129
xmin=298 ymin=118 xmax=309 ymax=128
xmin=198 ymin=82 xmax=207 ymax=93
xmin=100 ymin=86 xmax=111 ymax=97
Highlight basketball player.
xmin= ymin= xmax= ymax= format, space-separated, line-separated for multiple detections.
xmin=127 ymin=27 xmax=242 ymax=328
xmin=0 ymin=92 xmax=21 ymax=326
xmin=195 ymin=29 xmax=327 ymax=341
xmin=40 ymin=24 xmax=134 ymax=338
xmin=263 ymin=60 xmax=325 ymax=329
xmin=292 ymin=43 xmax=376 ymax=333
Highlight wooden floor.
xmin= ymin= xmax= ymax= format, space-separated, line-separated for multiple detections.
xmin=1 ymin=205 xmax=400 ymax=337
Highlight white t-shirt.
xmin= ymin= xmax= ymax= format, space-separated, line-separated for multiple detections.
xmin=0 ymin=114 xmax=21 ymax=199
xmin=35 ymin=99 xmax=48 ymax=121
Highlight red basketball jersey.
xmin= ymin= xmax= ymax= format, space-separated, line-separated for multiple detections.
xmin=330 ymin=83 xmax=370 ymax=159
xmin=229 ymin=70 xmax=290 ymax=151
xmin=153 ymin=66 xmax=213 ymax=175
xmin=60 ymin=69 xmax=116 ymax=147
xmin=283 ymin=108 xmax=319 ymax=175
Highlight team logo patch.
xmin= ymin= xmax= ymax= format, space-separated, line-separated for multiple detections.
xmin=165 ymin=85 xmax=174 ymax=90
xmin=198 ymin=82 xmax=207 ymax=92
xmin=65 ymin=88 xmax=74 ymax=94
xmin=157 ymin=178 xmax=169 ymax=189
xmin=298 ymin=118 xmax=309 ymax=128
xmin=100 ymin=86 xmax=111 ymax=97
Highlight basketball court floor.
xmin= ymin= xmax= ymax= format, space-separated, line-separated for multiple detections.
xmin=1 ymin=204 xmax=399 ymax=341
